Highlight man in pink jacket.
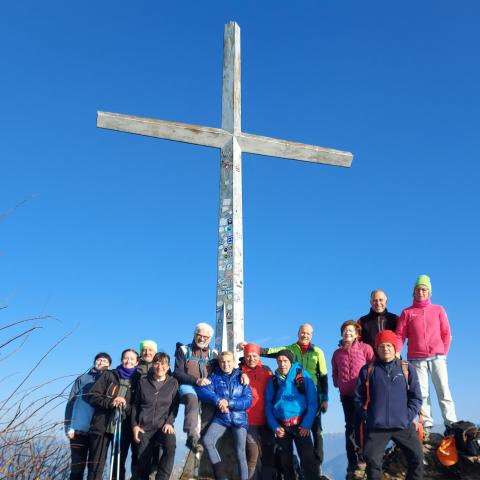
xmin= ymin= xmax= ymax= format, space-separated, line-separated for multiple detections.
xmin=396 ymin=274 xmax=457 ymax=436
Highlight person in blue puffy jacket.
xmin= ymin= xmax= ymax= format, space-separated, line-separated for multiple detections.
xmin=197 ymin=351 xmax=252 ymax=480
xmin=265 ymin=349 xmax=320 ymax=480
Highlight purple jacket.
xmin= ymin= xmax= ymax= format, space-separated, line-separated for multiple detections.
xmin=332 ymin=340 xmax=374 ymax=397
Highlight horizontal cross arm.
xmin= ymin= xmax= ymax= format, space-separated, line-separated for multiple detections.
xmin=97 ymin=112 xmax=231 ymax=149
xmin=237 ymin=132 xmax=353 ymax=167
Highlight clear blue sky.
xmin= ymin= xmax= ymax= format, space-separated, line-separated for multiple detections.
xmin=1 ymin=1 xmax=479 ymax=433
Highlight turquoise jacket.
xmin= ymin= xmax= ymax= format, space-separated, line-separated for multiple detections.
xmin=265 ymin=362 xmax=318 ymax=431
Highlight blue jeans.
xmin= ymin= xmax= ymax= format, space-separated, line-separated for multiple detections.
xmin=203 ymin=422 xmax=248 ymax=480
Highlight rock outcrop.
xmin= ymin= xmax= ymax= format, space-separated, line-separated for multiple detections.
xmin=382 ymin=433 xmax=480 ymax=480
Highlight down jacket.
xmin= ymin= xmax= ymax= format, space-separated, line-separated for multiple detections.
xmin=197 ymin=367 xmax=252 ymax=429
xmin=332 ymin=340 xmax=374 ymax=397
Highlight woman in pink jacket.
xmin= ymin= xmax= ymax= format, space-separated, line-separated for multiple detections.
xmin=332 ymin=320 xmax=374 ymax=476
xmin=396 ymin=274 xmax=457 ymax=437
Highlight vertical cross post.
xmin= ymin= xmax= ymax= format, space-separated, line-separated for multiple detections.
xmin=215 ymin=23 xmax=244 ymax=357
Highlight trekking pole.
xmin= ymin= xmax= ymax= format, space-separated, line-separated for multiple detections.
xmin=116 ymin=406 xmax=123 ymax=480
xmin=108 ymin=408 xmax=122 ymax=480
xmin=109 ymin=408 xmax=120 ymax=480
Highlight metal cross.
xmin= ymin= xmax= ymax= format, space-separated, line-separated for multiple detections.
xmin=97 ymin=21 xmax=353 ymax=360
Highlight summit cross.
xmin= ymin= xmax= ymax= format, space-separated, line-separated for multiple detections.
xmin=97 ymin=21 xmax=353 ymax=359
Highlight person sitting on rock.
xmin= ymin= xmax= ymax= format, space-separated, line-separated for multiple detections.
xmin=173 ymin=322 xmax=217 ymax=453
xmin=197 ymin=351 xmax=253 ymax=480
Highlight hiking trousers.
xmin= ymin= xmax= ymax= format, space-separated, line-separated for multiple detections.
xmin=340 ymin=395 xmax=361 ymax=468
xmin=132 ymin=429 xmax=176 ymax=480
xmin=363 ymin=424 xmax=423 ymax=480
xmin=69 ymin=431 xmax=89 ymax=480
xmin=180 ymin=391 xmax=215 ymax=440
xmin=246 ymin=425 xmax=275 ymax=479
xmin=87 ymin=423 xmax=132 ymax=480
xmin=410 ymin=356 xmax=457 ymax=428
xmin=203 ymin=422 xmax=248 ymax=480
xmin=276 ymin=425 xmax=320 ymax=480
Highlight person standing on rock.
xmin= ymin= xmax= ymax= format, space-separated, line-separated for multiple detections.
xmin=354 ymin=330 xmax=423 ymax=480
xmin=240 ymin=343 xmax=275 ymax=479
xmin=265 ymin=350 xmax=320 ymax=480
xmin=242 ymin=323 xmax=328 ymax=470
xmin=131 ymin=352 xmax=179 ymax=480
xmin=358 ymin=290 xmax=398 ymax=353
xmin=65 ymin=352 xmax=112 ymax=480
xmin=137 ymin=340 xmax=158 ymax=377
xmin=396 ymin=274 xmax=457 ymax=438
xmin=331 ymin=321 xmax=374 ymax=477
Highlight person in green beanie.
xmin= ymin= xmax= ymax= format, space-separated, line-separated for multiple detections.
xmin=396 ymin=274 xmax=457 ymax=439
xmin=137 ymin=339 xmax=158 ymax=377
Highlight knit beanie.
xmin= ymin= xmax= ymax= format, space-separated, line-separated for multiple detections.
xmin=243 ymin=343 xmax=261 ymax=355
xmin=94 ymin=352 xmax=112 ymax=365
xmin=139 ymin=339 xmax=158 ymax=353
xmin=375 ymin=330 xmax=397 ymax=350
xmin=414 ymin=274 xmax=432 ymax=295
xmin=276 ymin=349 xmax=294 ymax=364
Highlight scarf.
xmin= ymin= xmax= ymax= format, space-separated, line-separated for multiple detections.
xmin=117 ymin=365 xmax=137 ymax=380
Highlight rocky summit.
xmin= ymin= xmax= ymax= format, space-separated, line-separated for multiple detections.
xmin=377 ymin=433 xmax=480 ymax=480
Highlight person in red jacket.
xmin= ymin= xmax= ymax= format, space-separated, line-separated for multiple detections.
xmin=332 ymin=320 xmax=374 ymax=477
xmin=396 ymin=274 xmax=457 ymax=437
xmin=240 ymin=343 xmax=275 ymax=480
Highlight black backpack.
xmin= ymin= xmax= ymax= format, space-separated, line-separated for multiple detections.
xmin=446 ymin=421 xmax=480 ymax=456
xmin=272 ymin=367 xmax=306 ymax=395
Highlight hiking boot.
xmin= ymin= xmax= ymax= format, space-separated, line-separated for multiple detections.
xmin=356 ymin=461 xmax=366 ymax=471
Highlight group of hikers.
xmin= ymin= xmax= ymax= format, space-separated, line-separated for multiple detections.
xmin=65 ymin=274 xmax=456 ymax=480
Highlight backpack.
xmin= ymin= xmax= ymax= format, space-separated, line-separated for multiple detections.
xmin=359 ymin=359 xmax=423 ymax=453
xmin=182 ymin=343 xmax=215 ymax=378
xmin=272 ymin=367 xmax=305 ymax=395
xmin=445 ymin=421 xmax=480 ymax=456
xmin=436 ymin=435 xmax=459 ymax=466
xmin=363 ymin=359 xmax=410 ymax=411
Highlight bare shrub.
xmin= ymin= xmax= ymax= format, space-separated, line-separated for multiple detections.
xmin=0 ymin=316 xmax=73 ymax=479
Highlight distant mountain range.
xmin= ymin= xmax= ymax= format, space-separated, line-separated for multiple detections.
xmin=321 ymin=432 xmax=348 ymax=479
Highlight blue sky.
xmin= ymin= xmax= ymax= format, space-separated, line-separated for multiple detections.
xmin=1 ymin=0 xmax=479 ymax=434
